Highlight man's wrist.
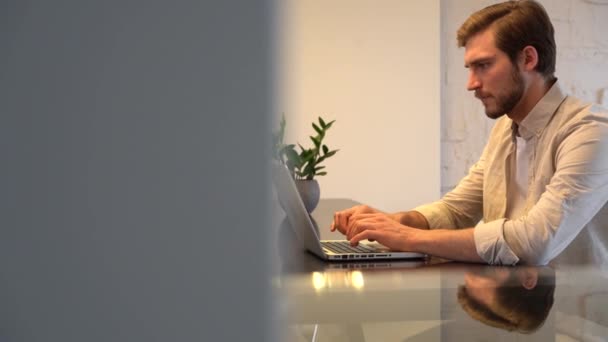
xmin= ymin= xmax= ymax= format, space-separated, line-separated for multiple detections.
xmin=391 ymin=211 xmax=430 ymax=229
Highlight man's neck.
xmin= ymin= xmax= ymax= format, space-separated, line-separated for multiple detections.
xmin=508 ymin=76 xmax=554 ymax=124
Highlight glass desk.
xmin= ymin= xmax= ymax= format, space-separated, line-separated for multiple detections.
xmin=273 ymin=199 xmax=608 ymax=341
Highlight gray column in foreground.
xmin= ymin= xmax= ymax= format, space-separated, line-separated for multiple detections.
xmin=0 ymin=1 xmax=273 ymax=341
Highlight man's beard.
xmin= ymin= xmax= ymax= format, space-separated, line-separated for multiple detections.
xmin=481 ymin=65 xmax=525 ymax=119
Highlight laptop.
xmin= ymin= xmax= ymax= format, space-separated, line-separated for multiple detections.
xmin=272 ymin=163 xmax=425 ymax=261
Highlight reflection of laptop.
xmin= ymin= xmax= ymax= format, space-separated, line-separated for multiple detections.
xmin=325 ymin=259 xmax=426 ymax=269
xmin=273 ymin=164 xmax=425 ymax=261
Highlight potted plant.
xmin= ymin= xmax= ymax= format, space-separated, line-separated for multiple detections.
xmin=273 ymin=115 xmax=338 ymax=212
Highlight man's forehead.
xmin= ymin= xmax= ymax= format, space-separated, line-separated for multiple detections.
xmin=464 ymin=51 xmax=497 ymax=67
xmin=463 ymin=29 xmax=498 ymax=65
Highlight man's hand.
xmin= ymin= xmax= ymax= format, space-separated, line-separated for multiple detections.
xmin=331 ymin=205 xmax=419 ymax=252
xmin=345 ymin=213 xmax=419 ymax=251
xmin=331 ymin=205 xmax=429 ymax=235
xmin=331 ymin=205 xmax=385 ymax=235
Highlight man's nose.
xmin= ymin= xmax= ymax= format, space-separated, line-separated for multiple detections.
xmin=467 ymin=72 xmax=481 ymax=91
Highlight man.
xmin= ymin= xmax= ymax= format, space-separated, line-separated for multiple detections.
xmin=331 ymin=0 xmax=608 ymax=267
xmin=458 ymin=266 xmax=555 ymax=333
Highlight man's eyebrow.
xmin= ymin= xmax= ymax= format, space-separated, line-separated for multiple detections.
xmin=464 ymin=56 xmax=496 ymax=68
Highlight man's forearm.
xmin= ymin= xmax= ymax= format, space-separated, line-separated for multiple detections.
xmin=390 ymin=211 xmax=430 ymax=229
xmin=411 ymin=227 xmax=484 ymax=263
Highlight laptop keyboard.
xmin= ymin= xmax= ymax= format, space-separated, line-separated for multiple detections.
xmin=322 ymin=241 xmax=377 ymax=254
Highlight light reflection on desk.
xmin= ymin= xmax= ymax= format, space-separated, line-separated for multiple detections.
xmin=311 ymin=270 xmax=365 ymax=292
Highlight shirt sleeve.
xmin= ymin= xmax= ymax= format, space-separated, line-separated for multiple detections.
xmin=474 ymin=219 xmax=520 ymax=265
xmin=502 ymin=112 xmax=608 ymax=265
xmin=414 ymin=143 xmax=487 ymax=230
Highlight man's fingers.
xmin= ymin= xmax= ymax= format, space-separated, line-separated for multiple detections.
xmin=346 ymin=214 xmax=387 ymax=239
xmin=350 ymin=213 xmax=378 ymax=219
xmin=333 ymin=205 xmax=381 ymax=235
xmin=339 ymin=211 xmax=349 ymax=233
xmin=331 ymin=211 xmax=346 ymax=234
xmin=333 ymin=211 xmax=343 ymax=233
xmin=350 ymin=212 xmax=387 ymax=222
xmin=350 ymin=230 xmax=380 ymax=246
xmin=345 ymin=218 xmax=364 ymax=240
xmin=346 ymin=218 xmax=376 ymax=241
xmin=333 ymin=206 xmax=360 ymax=234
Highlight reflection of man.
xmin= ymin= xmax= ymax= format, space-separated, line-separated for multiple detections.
xmin=458 ymin=266 xmax=555 ymax=333
xmin=331 ymin=0 xmax=608 ymax=266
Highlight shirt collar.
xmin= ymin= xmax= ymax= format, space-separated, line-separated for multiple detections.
xmin=512 ymin=80 xmax=567 ymax=140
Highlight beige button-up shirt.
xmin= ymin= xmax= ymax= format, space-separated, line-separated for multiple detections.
xmin=415 ymin=81 xmax=608 ymax=268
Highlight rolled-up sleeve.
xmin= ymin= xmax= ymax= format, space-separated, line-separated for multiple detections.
xmin=474 ymin=219 xmax=520 ymax=265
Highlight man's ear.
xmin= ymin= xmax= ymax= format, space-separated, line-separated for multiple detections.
xmin=521 ymin=45 xmax=539 ymax=72
xmin=519 ymin=268 xmax=539 ymax=290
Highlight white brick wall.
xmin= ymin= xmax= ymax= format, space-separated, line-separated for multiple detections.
xmin=440 ymin=0 xmax=608 ymax=194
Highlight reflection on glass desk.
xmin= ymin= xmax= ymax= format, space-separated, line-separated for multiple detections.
xmin=273 ymin=199 xmax=608 ymax=341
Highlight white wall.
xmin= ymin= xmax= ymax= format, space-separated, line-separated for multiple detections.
xmin=441 ymin=0 xmax=608 ymax=194
xmin=278 ymin=0 xmax=441 ymax=212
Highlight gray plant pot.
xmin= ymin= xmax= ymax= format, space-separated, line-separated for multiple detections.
xmin=295 ymin=179 xmax=320 ymax=213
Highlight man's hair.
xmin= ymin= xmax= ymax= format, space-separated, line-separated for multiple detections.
xmin=457 ymin=0 xmax=556 ymax=81
xmin=457 ymin=267 xmax=555 ymax=333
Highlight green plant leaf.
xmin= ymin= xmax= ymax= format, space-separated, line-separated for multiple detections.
xmin=280 ymin=144 xmax=295 ymax=153
xmin=285 ymin=148 xmax=301 ymax=164
xmin=312 ymin=123 xmax=323 ymax=136
xmin=319 ymin=117 xmax=326 ymax=128
xmin=300 ymin=148 xmax=313 ymax=161
xmin=286 ymin=159 xmax=296 ymax=172
xmin=280 ymin=145 xmax=295 ymax=162
xmin=304 ymin=162 xmax=315 ymax=175
xmin=324 ymin=150 xmax=338 ymax=158
xmin=324 ymin=120 xmax=335 ymax=130
xmin=277 ymin=115 xmax=337 ymax=179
